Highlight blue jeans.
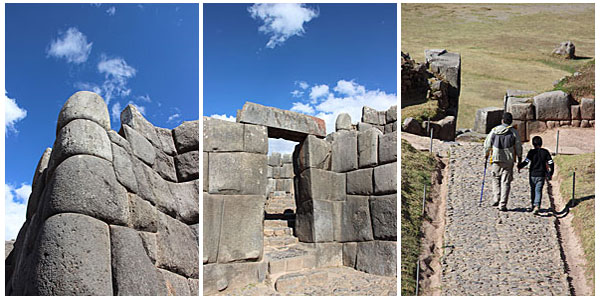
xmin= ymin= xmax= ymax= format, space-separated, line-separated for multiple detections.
xmin=529 ymin=176 xmax=545 ymax=207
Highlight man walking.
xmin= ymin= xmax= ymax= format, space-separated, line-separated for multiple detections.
xmin=483 ymin=112 xmax=523 ymax=211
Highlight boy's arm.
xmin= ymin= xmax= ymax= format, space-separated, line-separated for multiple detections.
xmin=546 ymin=150 xmax=555 ymax=179
xmin=517 ymin=150 xmax=532 ymax=169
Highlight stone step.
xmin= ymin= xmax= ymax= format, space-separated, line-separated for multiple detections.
xmin=264 ymin=219 xmax=291 ymax=228
xmin=264 ymin=236 xmax=298 ymax=248
xmin=264 ymin=227 xmax=294 ymax=237
xmin=265 ymin=246 xmax=316 ymax=275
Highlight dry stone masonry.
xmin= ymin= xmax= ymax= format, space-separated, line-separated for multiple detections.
xmin=474 ymin=89 xmax=595 ymax=140
xmin=203 ymin=102 xmax=397 ymax=295
xmin=5 ymin=91 xmax=199 ymax=296
xmin=401 ymin=49 xmax=461 ymax=141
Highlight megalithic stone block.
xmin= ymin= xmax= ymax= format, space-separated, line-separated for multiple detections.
xmin=243 ymin=124 xmax=268 ymax=154
xmin=533 ymin=91 xmax=571 ymax=121
xmin=123 ymin=124 xmax=156 ymax=166
xmin=297 ymin=168 xmax=346 ymax=203
xmin=237 ymin=101 xmax=326 ymax=142
xmin=111 ymin=143 xmax=139 ymax=193
xmin=120 ymin=104 xmax=161 ymax=148
xmin=155 ymin=127 xmax=178 ymax=156
xmin=374 ymin=162 xmax=397 ymax=194
xmin=156 ymin=212 xmax=199 ymax=278
xmin=110 ymin=225 xmax=166 ymax=296
xmin=202 ymin=117 xmax=243 ymax=152
xmin=45 ymin=155 xmax=129 ymax=226
xmin=56 ymin=91 xmax=111 ymax=134
xmin=355 ymin=241 xmax=397 ymax=276
xmin=473 ymin=107 xmax=503 ymax=134
xmin=174 ymin=150 xmax=199 ymax=182
xmin=386 ymin=105 xmax=397 ymax=123
xmin=268 ymin=152 xmax=282 ymax=166
xmin=173 ymin=120 xmax=199 ymax=154
xmin=203 ymin=193 xmax=223 ymax=264
xmin=217 ymin=195 xmax=265 ymax=263
xmin=580 ymin=98 xmax=595 ymax=120
xmin=203 ymin=152 xmax=208 ymax=192
xmin=31 ymin=213 xmax=112 ymax=295
xmin=294 ymin=135 xmax=331 ymax=173
xmin=330 ymin=130 xmax=358 ymax=173
xmin=425 ymin=49 xmax=461 ymax=101
xmin=208 ymin=152 xmax=267 ymax=195
xmin=358 ymin=127 xmax=382 ymax=168
xmin=26 ymin=148 xmax=52 ymax=220
xmin=346 ymin=168 xmax=373 ymax=195
xmin=50 ymin=119 xmax=113 ymax=170
xmin=341 ymin=196 xmax=373 ymax=242
xmin=378 ymin=131 xmax=397 ymax=164
xmin=295 ymin=199 xmax=334 ymax=243
xmin=370 ymin=194 xmax=397 ymax=240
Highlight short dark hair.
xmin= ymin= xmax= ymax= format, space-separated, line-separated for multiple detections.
xmin=532 ymin=136 xmax=542 ymax=147
xmin=503 ymin=112 xmax=513 ymax=125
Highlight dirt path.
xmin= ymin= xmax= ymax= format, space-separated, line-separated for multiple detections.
xmin=533 ymin=127 xmax=595 ymax=155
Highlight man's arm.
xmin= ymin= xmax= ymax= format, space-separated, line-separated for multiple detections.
xmin=483 ymin=132 xmax=492 ymax=159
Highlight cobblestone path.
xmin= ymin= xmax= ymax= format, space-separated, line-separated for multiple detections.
xmin=441 ymin=143 xmax=571 ymax=296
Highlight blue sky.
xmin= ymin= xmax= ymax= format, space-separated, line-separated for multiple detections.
xmin=204 ymin=3 xmax=397 ymax=153
xmin=4 ymin=3 xmax=198 ymax=239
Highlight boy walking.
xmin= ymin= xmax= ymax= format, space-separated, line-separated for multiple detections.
xmin=517 ymin=136 xmax=555 ymax=214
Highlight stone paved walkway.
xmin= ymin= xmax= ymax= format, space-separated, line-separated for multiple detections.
xmin=441 ymin=142 xmax=571 ymax=296
xmin=214 ymin=266 xmax=397 ymax=296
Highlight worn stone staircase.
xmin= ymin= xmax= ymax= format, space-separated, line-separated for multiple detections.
xmin=262 ymin=194 xmax=321 ymax=290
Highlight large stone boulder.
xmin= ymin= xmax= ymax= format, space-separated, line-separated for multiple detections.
xmin=533 ymin=91 xmax=571 ymax=120
xmin=552 ymin=41 xmax=576 ymax=59
xmin=56 ymin=91 xmax=110 ymax=134
xmin=401 ymin=117 xmax=424 ymax=135
xmin=425 ymin=49 xmax=461 ymax=102
xmin=580 ymin=98 xmax=595 ymax=120
xmin=473 ymin=107 xmax=503 ymax=134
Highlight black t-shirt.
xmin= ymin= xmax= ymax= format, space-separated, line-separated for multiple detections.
xmin=518 ymin=148 xmax=554 ymax=178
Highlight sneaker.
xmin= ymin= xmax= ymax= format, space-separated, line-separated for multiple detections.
xmin=533 ymin=205 xmax=540 ymax=215
xmin=499 ymin=207 xmax=507 ymax=212
xmin=492 ymin=201 xmax=499 ymax=207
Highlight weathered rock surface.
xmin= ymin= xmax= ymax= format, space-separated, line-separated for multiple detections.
xmin=355 ymin=241 xmax=396 ymax=276
xmin=474 ymin=107 xmax=503 ymax=134
xmin=173 ymin=120 xmax=199 ymax=154
xmin=533 ymin=91 xmax=571 ymax=121
xmin=56 ymin=91 xmax=111 ymax=133
xmin=335 ymin=113 xmax=353 ymax=131
xmin=174 ymin=151 xmax=199 ymax=182
xmin=237 ymin=101 xmax=326 ymax=141
xmin=580 ymin=98 xmax=595 ymax=120
xmin=208 ymin=152 xmax=267 ymax=195
xmin=51 ymin=119 xmax=113 ymax=166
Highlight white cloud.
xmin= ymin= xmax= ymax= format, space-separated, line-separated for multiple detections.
xmin=268 ymin=138 xmax=298 ymax=155
xmin=47 ymin=27 xmax=93 ymax=64
xmin=210 ymin=114 xmax=236 ymax=123
xmin=290 ymin=102 xmax=315 ymax=115
xmin=289 ymin=80 xmax=397 ymax=133
xmin=291 ymin=90 xmax=304 ymax=98
xmin=296 ymin=80 xmax=309 ymax=90
xmin=333 ymin=80 xmax=366 ymax=96
xmin=5 ymin=91 xmax=27 ymax=135
xmin=106 ymin=6 xmax=116 ymax=16
xmin=97 ymin=55 xmax=137 ymax=104
xmin=309 ymin=84 xmax=329 ymax=100
xmin=167 ymin=113 xmax=181 ymax=123
xmin=248 ymin=3 xmax=318 ymax=48
xmin=137 ymin=94 xmax=152 ymax=103
xmin=110 ymin=102 xmax=122 ymax=122
xmin=74 ymin=82 xmax=102 ymax=95
xmin=5 ymin=183 xmax=30 ymax=240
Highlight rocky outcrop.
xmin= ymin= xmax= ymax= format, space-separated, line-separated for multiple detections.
xmin=5 ymin=91 xmax=199 ymax=296
xmin=552 ymin=41 xmax=576 ymax=59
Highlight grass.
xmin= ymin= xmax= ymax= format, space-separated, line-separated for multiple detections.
xmin=400 ymin=139 xmax=437 ymax=295
xmin=402 ymin=3 xmax=595 ymax=129
xmin=553 ymin=60 xmax=595 ymax=101
xmin=554 ymin=153 xmax=595 ymax=294
xmin=401 ymin=100 xmax=443 ymax=124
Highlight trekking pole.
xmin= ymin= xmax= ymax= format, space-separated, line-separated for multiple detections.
xmin=479 ymin=159 xmax=488 ymax=207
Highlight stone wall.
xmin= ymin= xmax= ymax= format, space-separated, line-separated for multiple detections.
xmin=293 ymin=105 xmax=397 ymax=277
xmin=203 ymin=102 xmax=397 ymax=294
xmin=5 ymin=91 xmax=199 ymax=296
xmin=202 ymin=116 xmax=269 ymax=294
xmin=474 ymin=90 xmax=595 ymax=139
xmin=401 ymin=49 xmax=461 ymax=141
xmin=267 ymin=153 xmax=295 ymax=197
